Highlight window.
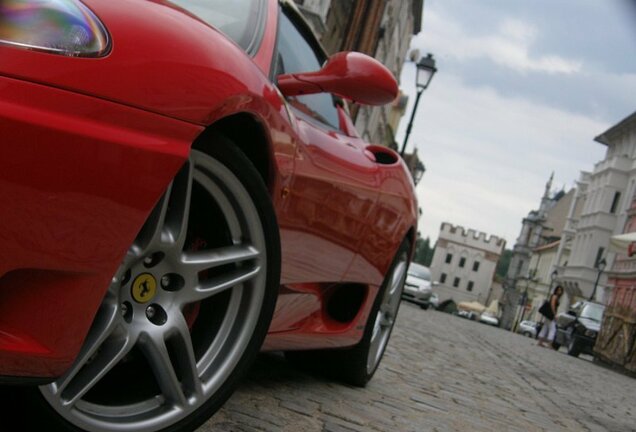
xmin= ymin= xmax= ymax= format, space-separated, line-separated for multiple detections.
xmin=594 ymin=247 xmax=605 ymax=267
xmin=170 ymin=0 xmax=264 ymax=52
xmin=473 ymin=261 xmax=480 ymax=272
xmin=453 ymin=277 xmax=460 ymax=288
xmin=445 ymin=253 xmax=453 ymax=264
xmin=610 ymin=191 xmax=621 ymax=214
xmin=275 ymin=11 xmax=339 ymax=128
xmin=440 ymin=273 xmax=447 ymax=284
xmin=459 ymin=257 xmax=466 ymax=268
xmin=467 ymin=281 xmax=474 ymax=291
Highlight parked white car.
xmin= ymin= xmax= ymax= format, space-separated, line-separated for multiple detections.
xmin=479 ymin=313 xmax=499 ymax=327
xmin=402 ymin=262 xmax=433 ymax=309
xmin=517 ymin=320 xmax=538 ymax=338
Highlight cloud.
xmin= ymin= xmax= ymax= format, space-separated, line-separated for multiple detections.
xmin=397 ymin=70 xmax=608 ymax=244
xmin=418 ymin=11 xmax=582 ymax=74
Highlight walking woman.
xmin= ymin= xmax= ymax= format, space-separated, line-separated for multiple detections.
xmin=537 ymin=285 xmax=564 ymax=348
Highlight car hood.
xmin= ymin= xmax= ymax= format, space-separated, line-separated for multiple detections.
xmin=405 ymin=275 xmax=431 ymax=291
xmin=578 ymin=317 xmax=601 ymax=332
xmin=0 ymin=0 xmax=275 ymax=125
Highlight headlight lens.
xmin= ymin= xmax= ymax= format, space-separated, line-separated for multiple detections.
xmin=0 ymin=0 xmax=109 ymax=57
xmin=584 ymin=329 xmax=597 ymax=338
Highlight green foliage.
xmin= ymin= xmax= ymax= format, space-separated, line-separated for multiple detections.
xmin=414 ymin=237 xmax=434 ymax=266
xmin=496 ymin=249 xmax=513 ymax=278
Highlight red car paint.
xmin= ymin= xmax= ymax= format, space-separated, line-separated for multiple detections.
xmin=0 ymin=0 xmax=417 ymax=378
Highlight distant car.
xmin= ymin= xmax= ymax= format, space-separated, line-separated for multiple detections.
xmin=479 ymin=313 xmax=499 ymax=327
xmin=457 ymin=310 xmax=477 ymax=320
xmin=518 ymin=320 xmax=538 ymax=338
xmin=402 ymin=262 xmax=433 ymax=309
xmin=554 ymin=301 xmax=606 ymax=357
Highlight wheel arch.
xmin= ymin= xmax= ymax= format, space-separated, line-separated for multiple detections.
xmin=196 ymin=113 xmax=274 ymax=190
xmin=405 ymin=226 xmax=417 ymax=261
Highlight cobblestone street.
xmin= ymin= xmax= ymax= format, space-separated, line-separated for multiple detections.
xmin=202 ymin=303 xmax=636 ymax=432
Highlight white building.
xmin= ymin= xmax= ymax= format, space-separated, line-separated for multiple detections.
xmin=430 ymin=223 xmax=506 ymax=305
xmin=560 ymin=111 xmax=636 ymax=304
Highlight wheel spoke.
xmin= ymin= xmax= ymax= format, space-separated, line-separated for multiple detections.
xmin=57 ymin=334 xmax=135 ymax=408
xmin=134 ymin=159 xmax=193 ymax=254
xmin=140 ymin=334 xmax=188 ymax=408
xmin=182 ymin=264 xmax=262 ymax=304
xmin=379 ymin=314 xmax=394 ymax=328
xmin=170 ymin=313 xmax=204 ymax=401
xmin=52 ymin=301 xmax=120 ymax=397
xmin=180 ymin=244 xmax=260 ymax=278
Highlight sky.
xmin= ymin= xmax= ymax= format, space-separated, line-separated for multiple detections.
xmin=395 ymin=0 xmax=636 ymax=246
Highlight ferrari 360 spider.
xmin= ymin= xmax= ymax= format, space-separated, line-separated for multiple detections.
xmin=0 ymin=0 xmax=418 ymax=430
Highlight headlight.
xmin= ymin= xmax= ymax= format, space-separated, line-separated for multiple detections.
xmin=0 ymin=0 xmax=109 ymax=57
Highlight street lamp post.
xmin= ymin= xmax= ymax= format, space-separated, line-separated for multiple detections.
xmin=399 ymin=53 xmax=437 ymax=157
xmin=548 ymin=269 xmax=558 ymax=294
xmin=589 ymin=258 xmax=607 ymax=301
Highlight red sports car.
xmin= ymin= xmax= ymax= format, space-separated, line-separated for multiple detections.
xmin=0 ymin=0 xmax=417 ymax=430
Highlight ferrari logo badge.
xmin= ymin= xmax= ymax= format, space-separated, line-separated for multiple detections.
xmin=132 ymin=273 xmax=157 ymax=303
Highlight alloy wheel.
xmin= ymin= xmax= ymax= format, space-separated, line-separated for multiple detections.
xmin=40 ymin=149 xmax=269 ymax=431
xmin=366 ymin=252 xmax=407 ymax=374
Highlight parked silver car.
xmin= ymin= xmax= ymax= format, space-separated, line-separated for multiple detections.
xmin=517 ymin=320 xmax=538 ymax=338
xmin=402 ymin=262 xmax=433 ymax=309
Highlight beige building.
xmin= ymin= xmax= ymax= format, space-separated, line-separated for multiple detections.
xmin=560 ymin=111 xmax=636 ymax=304
xmin=430 ymin=223 xmax=506 ymax=305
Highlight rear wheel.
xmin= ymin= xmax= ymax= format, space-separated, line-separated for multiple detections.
xmin=287 ymin=239 xmax=410 ymax=387
xmin=33 ymin=142 xmax=280 ymax=432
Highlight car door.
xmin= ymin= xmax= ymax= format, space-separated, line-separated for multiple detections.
xmin=273 ymin=6 xmax=382 ymax=285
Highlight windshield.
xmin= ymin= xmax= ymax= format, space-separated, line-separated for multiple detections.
xmin=408 ymin=264 xmax=431 ymax=280
xmin=169 ymin=0 xmax=263 ymax=52
xmin=580 ymin=303 xmax=604 ymax=322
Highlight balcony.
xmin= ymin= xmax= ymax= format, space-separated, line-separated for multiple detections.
xmin=593 ymin=156 xmax=633 ymax=175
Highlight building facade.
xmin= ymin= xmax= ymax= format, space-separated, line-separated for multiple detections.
xmin=430 ymin=223 xmax=506 ymax=305
xmin=500 ymin=175 xmax=573 ymax=328
xmin=560 ymin=111 xmax=636 ymax=304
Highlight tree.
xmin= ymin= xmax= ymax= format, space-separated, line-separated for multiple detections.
xmin=496 ymin=249 xmax=513 ymax=279
xmin=414 ymin=236 xmax=434 ymax=266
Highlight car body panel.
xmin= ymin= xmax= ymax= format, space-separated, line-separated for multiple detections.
xmin=0 ymin=0 xmax=417 ymax=378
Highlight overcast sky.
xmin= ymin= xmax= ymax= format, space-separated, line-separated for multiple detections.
xmin=396 ymin=0 xmax=636 ymax=246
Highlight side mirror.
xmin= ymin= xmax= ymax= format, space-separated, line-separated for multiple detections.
xmin=566 ymin=310 xmax=576 ymax=317
xmin=277 ymin=51 xmax=398 ymax=106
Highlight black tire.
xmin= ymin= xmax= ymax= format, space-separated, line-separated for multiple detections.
xmin=522 ymin=331 xmax=532 ymax=337
xmin=567 ymin=335 xmax=582 ymax=357
xmin=21 ymin=136 xmax=281 ymax=432
xmin=420 ymin=304 xmax=430 ymax=310
xmin=286 ymin=238 xmax=410 ymax=387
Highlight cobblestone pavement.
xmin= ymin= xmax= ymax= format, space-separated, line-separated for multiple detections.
xmin=201 ymin=303 xmax=636 ymax=432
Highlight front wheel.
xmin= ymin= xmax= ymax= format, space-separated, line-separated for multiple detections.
xmin=32 ymin=141 xmax=280 ymax=432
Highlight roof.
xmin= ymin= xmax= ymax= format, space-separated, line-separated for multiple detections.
xmin=594 ymin=111 xmax=636 ymax=146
